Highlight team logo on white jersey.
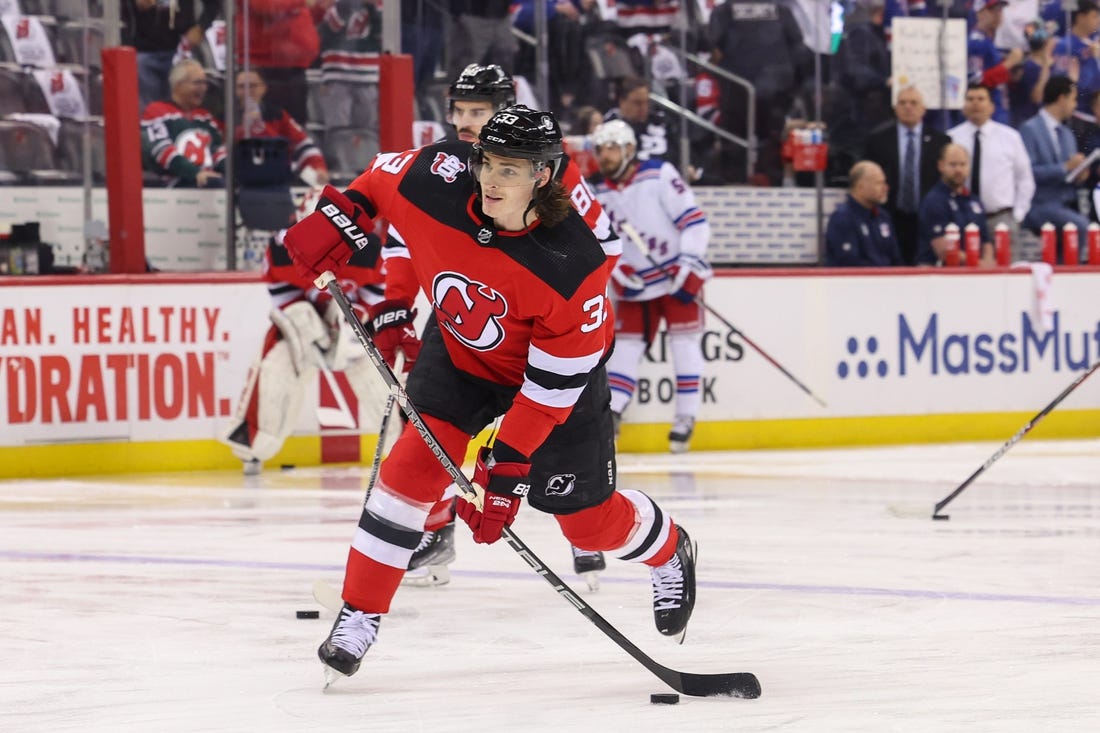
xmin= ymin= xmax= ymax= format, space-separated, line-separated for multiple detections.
xmin=432 ymin=272 xmax=507 ymax=350
xmin=545 ymin=473 xmax=577 ymax=497
xmin=430 ymin=152 xmax=466 ymax=183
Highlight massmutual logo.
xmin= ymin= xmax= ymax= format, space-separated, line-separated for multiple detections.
xmin=838 ymin=311 xmax=1100 ymax=379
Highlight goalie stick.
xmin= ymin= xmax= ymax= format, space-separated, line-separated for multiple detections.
xmin=315 ymin=270 xmax=761 ymax=699
xmin=619 ymin=221 xmax=827 ymax=409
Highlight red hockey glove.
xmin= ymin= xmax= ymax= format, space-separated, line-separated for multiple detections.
xmin=366 ymin=299 xmax=420 ymax=373
xmin=455 ymin=447 xmax=530 ymax=544
xmin=669 ymin=257 xmax=708 ymax=304
xmin=610 ymin=263 xmax=646 ymax=298
xmin=283 ymin=185 xmax=377 ymax=281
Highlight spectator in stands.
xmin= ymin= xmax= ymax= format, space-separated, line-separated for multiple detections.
xmin=317 ymin=0 xmax=381 ymax=149
xmin=122 ymin=0 xmax=217 ymax=112
xmin=512 ymin=0 xmax=588 ymax=113
xmin=1008 ymin=18 xmax=1059 ymax=128
xmin=446 ymin=0 xmax=517 ymax=82
xmin=917 ymin=143 xmax=994 ymax=267
xmin=238 ymin=0 xmax=328 ymax=125
xmin=604 ymin=76 xmax=680 ymax=171
xmin=968 ymin=0 xmax=1025 ymax=124
xmin=948 ymin=83 xmax=1035 ymax=258
xmin=835 ymin=0 xmax=891 ymax=131
xmin=236 ymin=69 xmax=329 ymax=186
xmin=1020 ymin=75 xmax=1092 ymax=262
xmin=141 ymin=59 xmax=225 ymax=188
xmin=707 ymin=0 xmax=811 ymax=184
xmin=1052 ymin=0 xmax=1100 ymax=111
xmin=402 ymin=0 xmax=445 ymax=91
xmin=824 ymin=161 xmax=903 ymax=266
xmin=864 ymin=86 xmax=951 ymax=265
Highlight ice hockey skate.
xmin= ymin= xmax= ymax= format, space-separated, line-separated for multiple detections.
xmin=571 ymin=545 xmax=606 ymax=591
xmin=668 ymin=415 xmax=695 ymax=454
xmin=650 ymin=524 xmax=697 ymax=643
xmin=318 ymin=602 xmax=382 ymax=689
xmin=402 ymin=520 xmax=455 ymax=587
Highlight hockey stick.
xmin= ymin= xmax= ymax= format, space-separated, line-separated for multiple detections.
xmin=618 ymin=221 xmax=827 ymax=408
xmin=367 ymin=351 xmax=404 ymax=491
xmin=315 ymin=270 xmax=761 ymax=699
xmin=932 ymin=358 xmax=1100 ymax=520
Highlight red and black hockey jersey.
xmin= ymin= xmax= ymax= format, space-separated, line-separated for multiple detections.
xmin=346 ymin=140 xmax=615 ymax=457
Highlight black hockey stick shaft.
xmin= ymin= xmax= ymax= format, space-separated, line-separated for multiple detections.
xmin=316 ymin=271 xmax=760 ymax=699
xmin=933 ymin=358 xmax=1100 ymax=517
xmin=618 ymin=222 xmax=827 ymax=408
xmin=366 ymin=352 xmax=402 ymax=492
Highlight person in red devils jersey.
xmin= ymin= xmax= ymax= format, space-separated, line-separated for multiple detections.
xmin=284 ymin=106 xmax=699 ymax=684
xmin=381 ymin=63 xmax=621 ymax=588
xmin=220 ymin=188 xmax=387 ymax=475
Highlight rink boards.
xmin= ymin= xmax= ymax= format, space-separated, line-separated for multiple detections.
xmin=1 ymin=267 xmax=1098 ymax=477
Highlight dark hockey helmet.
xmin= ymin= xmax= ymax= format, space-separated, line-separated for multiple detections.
xmin=448 ymin=64 xmax=516 ymax=109
xmin=475 ymin=105 xmax=565 ymax=178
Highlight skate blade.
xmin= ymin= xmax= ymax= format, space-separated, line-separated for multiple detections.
xmin=401 ymin=564 xmax=451 ymax=587
xmin=580 ymin=571 xmax=600 ymax=592
xmin=322 ymin=665 xmax=345 ymax=691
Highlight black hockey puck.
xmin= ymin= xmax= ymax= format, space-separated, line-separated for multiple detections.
xmin=650 ymin=693 xmax=679 ymax=705
xmin=296 ymin=610 xmax=320 ymax=619
xmin=280 ymin=464 xmax=296 ymax=471
xmin=932 ymin=514 xmax=950 ymax=521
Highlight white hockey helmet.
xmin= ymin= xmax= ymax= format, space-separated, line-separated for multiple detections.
xmin=590 ymin=119 xmax=637 ymax=150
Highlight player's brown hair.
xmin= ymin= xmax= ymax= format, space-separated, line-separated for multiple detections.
xmin=535 ymin=180 xmax=570 ymax=227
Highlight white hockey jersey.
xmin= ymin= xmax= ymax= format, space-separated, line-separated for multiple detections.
xmin=591 ymin=158 xmax=711 ymax=301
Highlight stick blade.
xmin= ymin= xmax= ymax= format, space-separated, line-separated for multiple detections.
xmin=667 ymin=670 xmax=762 ymax=698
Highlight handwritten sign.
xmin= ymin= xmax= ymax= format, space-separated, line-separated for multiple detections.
xmin=892 ymin=18 xmax=967 ymax=109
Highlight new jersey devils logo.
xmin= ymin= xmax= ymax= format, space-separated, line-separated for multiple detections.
xmin=177 ymin=129 xmax=213 ymax=166
xmin=433 ymin=272 xmax=507 ymax=350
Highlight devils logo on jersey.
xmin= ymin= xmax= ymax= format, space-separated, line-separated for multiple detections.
xmin=433 ymin=272 xmax=507 ymax=350
xmin=177 ymin=128 xmax=214 ymax=167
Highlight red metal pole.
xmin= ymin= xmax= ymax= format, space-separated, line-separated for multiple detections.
xmin=101 ymin=46 xmax=146 ymax=274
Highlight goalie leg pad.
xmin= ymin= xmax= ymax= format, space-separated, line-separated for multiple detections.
xmin=269 ymin=301 xmax=332 ymax=376
xmin=222 ymin=332 xmax=316 ymax=462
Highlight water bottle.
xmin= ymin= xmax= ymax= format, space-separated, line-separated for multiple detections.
xmin=943 ymin=223 xmax=961 ymax=266
xmin=1062 ymin=222 xmax=1079 ymax=265
xmin=1040 ymin=222 xmax=1056 ymax=264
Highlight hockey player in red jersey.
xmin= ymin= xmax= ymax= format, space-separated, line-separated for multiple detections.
xmin=283 ymin=106 xmax=698 ymax=684
xmin=385 ymin=63 xmax=619 ymax=588
xmin=221 ymin=188 xmax=391 ymax=474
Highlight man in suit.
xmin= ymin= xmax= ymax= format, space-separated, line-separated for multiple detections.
xmin=1020 ymin=75 xmax=1092 ymax=262
xmin=865 ymin=86 xmax=951 ymax=265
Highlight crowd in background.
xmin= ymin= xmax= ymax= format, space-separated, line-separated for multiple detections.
xmin=4 ymin=0 xmax=1100 ymax=265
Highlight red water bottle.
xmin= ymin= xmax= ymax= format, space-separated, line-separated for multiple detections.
xmin=1088 ymin=223 xmax=1100 ymax=265
xmin=964 ymin=222 xmax=981 ymax=267
xmin=1063 ymin=222 xmax=1079 ymax=265
xmin=943 ymin=223 xmax=961 ymax=266
xmin=994 ymin=222 xmax=1011 ymax=266
xmin=1040 ymin=222 xmax=1057 ymax=264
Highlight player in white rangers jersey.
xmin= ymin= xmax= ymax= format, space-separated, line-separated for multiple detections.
xmin=588 ymin=120 xmax=713 ymax=453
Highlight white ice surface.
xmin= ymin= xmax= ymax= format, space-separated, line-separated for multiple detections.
xmin=2 ymin=440 xmax=1099 ymax=732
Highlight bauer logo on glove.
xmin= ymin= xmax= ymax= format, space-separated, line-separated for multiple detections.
xmin=320 ymin=203 xmax=373 ymax=251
